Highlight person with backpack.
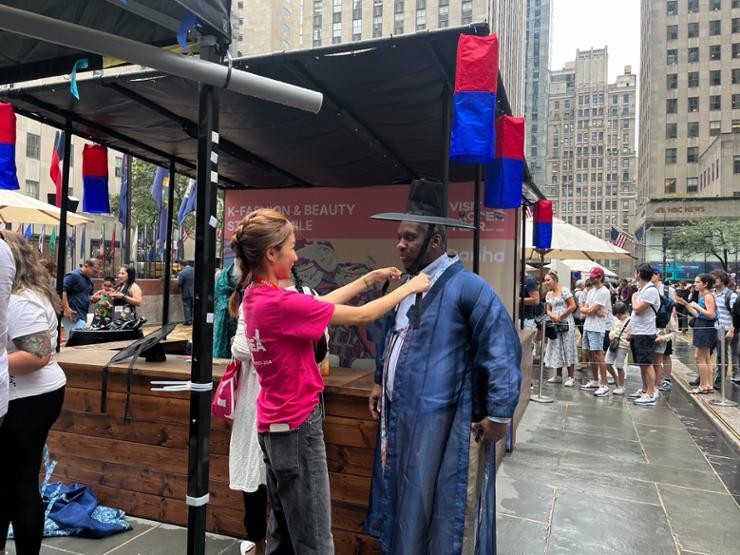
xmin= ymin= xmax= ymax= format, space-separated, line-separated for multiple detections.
xmin=652 ymin=272 xmax=676 ymax=392
xmin=627 ymin=263 xmax=661 ymax=405
xmin=710 ymin=270 xmax=738 ymax=390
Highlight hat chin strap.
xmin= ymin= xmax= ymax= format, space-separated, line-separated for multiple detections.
xmin=407 ymin=225 xmax=435 ymax=329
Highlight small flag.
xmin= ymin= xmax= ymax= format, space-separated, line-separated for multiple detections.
xmin=24 ymin=224 xmax=32 ymax=242
xmin=151 ymin=167 xmax=168 ymax=210
xmin=610 ymin=226 xmax=628 ymax=249
xmin=79 ymin=224 xmax=86 ymax=260
xmin=450 ymin=34 xmax=499 ymax=164
xmin=110 ymin=225 xmax=116 ymax=262
xmin=533 ymin=200 xmax=553 ymax=250
xmin=39 ymin=225 xmax=46 ymax=254
xmin=98 ymin=224 xmax=105 ymax=259
xmin=82 ymin=144 xmax=110 ymax=214
xmin=50 ymin=130 xmax=65 ymax=206
xmin=118 ymin=154 xmax=130 ymax=225
xmin=0 ymin=103 xmax=19 ymax=190
xmin=50 ymin=226 xmax=58 ymax=258
xmin=178 ymin=178 xmax=197 ymax=226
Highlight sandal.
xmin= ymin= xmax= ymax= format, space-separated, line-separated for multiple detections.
xmin=690 ymin=387 xmax=712 ymax=394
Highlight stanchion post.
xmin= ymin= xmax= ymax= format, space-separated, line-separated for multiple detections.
xmin=710 ymin=325 xmax=737 ymax=407
xmin=531 ymin=318 xmax=554 ymax=403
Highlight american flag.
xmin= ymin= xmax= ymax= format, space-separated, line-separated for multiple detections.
xmin=610 ymin=226 xmax=628 ymax=249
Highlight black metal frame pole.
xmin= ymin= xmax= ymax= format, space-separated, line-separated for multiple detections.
xmin=440 ymin=85 xmax=451 ymax=213
xmin=519 ymin=205 xmax=528 ymax=330
xmin=55 ymin=121 xmax=72 ymax=352
xmin=161 ymin=159 xmax=176 ymax=326
xmin=473 ymin=166 xmax=481 ymax=275
xmin=123 ymin=154 xmax=133 ymax=264
xmin=186 ymin=35 xmax=220 ymax=555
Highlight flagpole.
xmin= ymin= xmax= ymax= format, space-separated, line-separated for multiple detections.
xmin=124 ymin=154 xmax=133 ymax=264
xmin=55 ymin=121 xmax=72 ymax=352
xmin=161 ymin=159 xmax=176 ymax=326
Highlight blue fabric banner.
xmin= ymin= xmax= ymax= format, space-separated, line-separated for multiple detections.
xmin=450 ymin=92 xmax=496 ymax=164
xmin=484 ymin=158 xmax=523 ymax=209
xmin=82 ymin=176 xmax=111 ymax=214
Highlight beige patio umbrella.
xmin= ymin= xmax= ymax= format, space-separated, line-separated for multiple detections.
xmin=557 ymin=259 xmax=618 ymax=277
xmin=0 ymin=189 xmax=93 ymax=226
xmin=524 ymin=217 xmax=631 ymax=261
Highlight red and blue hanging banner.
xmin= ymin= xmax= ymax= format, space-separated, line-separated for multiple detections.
xmin=450 ymin=33 xmax=499 ymax=164
xmin=484 ymin=115 xmax=525 ymax=209
xmin=0 ymin=103 xmax=19 ymax=190
xmin=533 ymin=199 xmax=553 ymax=250
xmin=82 ymin=144 xmax=110 ymax=214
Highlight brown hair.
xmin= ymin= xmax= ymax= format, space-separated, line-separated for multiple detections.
xmin=228 ymin=209 xmax=293 ymax=317
xmin=0 ymin=231 xmax=63 ymax=314
xmin=546 ymin=271 xmax=559 ymax=282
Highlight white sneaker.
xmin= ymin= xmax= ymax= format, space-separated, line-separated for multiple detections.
xmin=580 ymin=380 xmax=599 ymax=390
xmin=547 ymin=375 xmax=563 ymax=384
xmin=613 ymin=386 xmax=625 ymax=395
xmin=633 ymin=394 xmax=656 ymax=406
xmin=240 ymin=540 xmax=256 ymax=555
xmin=564 ymin=377 xmax=576 ymax=387
xmin=594 ymin=385 xmax=610 ymax=397
xmin=627 ymin=388 xmax=644 ymax=399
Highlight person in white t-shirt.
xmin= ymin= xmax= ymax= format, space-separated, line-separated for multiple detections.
xmin=0 ymin=232 xmax=66 ymax=555
xmin=0 ymin=238 xmax=15 ymax=427
xmin=627 ymin=263 xmax=661 ymax=406
xmin=579 ymin=267 xmax=612 ymax=396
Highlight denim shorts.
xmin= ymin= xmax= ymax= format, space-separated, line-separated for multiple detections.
xmin=583 ymin=330 xmax=605 ymax=351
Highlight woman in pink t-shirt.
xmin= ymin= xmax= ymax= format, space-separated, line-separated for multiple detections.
xmin=229 ymin=209 xmax=429 ymax=554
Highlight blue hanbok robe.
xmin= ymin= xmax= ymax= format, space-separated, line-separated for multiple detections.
xmin=365 ymin=261 xmax=522 ymax=555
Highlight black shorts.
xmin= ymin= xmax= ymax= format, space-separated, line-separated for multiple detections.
xmin=631 ymin=335 xmax=656 ymax=367
xmin=664 ymin=339 xmax=673 ymax=357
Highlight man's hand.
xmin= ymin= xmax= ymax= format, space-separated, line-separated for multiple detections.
xmin=472 ymin=419 xmax=507 ymax=444
xmin=63 ymin=307 xmax=74 ymax=320
xmin=727 ymin=328 xmax=735 ymax=340
xmin=369 ymin=383 xmax=382 ymax=420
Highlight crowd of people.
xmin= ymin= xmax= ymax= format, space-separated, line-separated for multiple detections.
xmin=525 ymin=263 xmax=740 ymax=407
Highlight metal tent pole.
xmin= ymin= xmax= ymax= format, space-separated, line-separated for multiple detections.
xmin=162 ymin=159 xmax=176 ymax=325
xmin=473 ymin=166 xmax=481 ymax=275
xmin=709 ymin=326 xmax=737 ymax=407
xmin=519 ymin=207 xmax=528 ymax=330
xmin=55 ymin=121 xmax=72 ymax=352
xmin=186 ymin=35 xmax=220 ymax=555
xmin=531 ymin=318 xmax=554 ymax=403
xmin=123 ymin=154 xmax=133 ymax=264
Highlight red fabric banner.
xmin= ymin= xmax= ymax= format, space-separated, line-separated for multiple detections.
xmin=82 ymin=144 xmax=108 ymax=178
xmin=454 ymin=34 xmax=499 ymax=94
xmin=494 ymin=116 xmax=525 ymax=161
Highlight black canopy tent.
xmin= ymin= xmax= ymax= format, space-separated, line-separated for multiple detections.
xmin=2 ymin=21 xmax=544 ymax=553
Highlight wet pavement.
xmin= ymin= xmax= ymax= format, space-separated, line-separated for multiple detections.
xmin=497 ymin=336 xmax=740 ymax=555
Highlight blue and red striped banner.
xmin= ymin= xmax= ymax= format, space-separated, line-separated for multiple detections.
xmin=0 ymin=103 xmax=19 ymax=190
xmin=484 ymin=116 xmax=525 ymax=209
xmin=82 ymin=144 xmax=110 ymax=214
xmin=533 ymin=200 xmax=553 ymax=250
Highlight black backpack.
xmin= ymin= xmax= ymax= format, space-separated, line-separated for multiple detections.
xmin=649 ymin=285 xmax=674 ymax=329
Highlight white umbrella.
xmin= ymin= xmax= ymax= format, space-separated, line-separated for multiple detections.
xmin=558 ymin=259 xmax=618 ymax=277
xmin=0 ymin=189 xmax=93 ymax=226
xmin=525 ymin=217 xmax=631 ymax=261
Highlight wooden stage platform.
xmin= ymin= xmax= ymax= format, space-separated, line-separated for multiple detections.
xmin=50 ymin=331 xmax=532 ymax=554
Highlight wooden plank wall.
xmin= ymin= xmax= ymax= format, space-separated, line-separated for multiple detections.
xmin=47 ymin=366 xmax=382 ymax=554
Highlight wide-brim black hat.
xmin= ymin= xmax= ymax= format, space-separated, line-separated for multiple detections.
xmin=371 ymin=179 xmax=476 ymax=230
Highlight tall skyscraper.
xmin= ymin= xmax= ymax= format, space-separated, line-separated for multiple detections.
xmin=545 ymin=48 xmax=638 ymax=272
xmin=232 ymin=1 xmax=526 ymax=116
xmin=524 ymin=0 xmax=553 ymax=190
xmin=636 ymin=0 xmax=740 ymax=272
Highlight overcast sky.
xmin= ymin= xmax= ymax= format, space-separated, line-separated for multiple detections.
xmin=550 ymin=0 xmax=641 ymax=82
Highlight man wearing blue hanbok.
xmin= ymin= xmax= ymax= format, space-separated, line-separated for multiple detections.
xmin=365 ymin=180 xmax=522 ymax=555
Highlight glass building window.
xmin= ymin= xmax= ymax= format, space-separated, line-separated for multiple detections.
xmin=733 ymin=43 xmax=740 ymax=58
xmin=26 ymin=132 xmax=40 ymax=159
xmin=710 ymin=44 xmax=722 ymax=60
xmin=734 ymin=68 xmax=740 ymax=84
xmin=666 ymin=123 xmax=677 ymax=138
xmin=710 ymin=0 xmax=721 ymax=10
xmin=709 ymin=95 xmax=721 ymax=110
xmin=415 ymin=8 xmax=426 ymax=30
xmin=666 ymin=0 xmax=678 ymax=15
xmin=687 ymin=146 xmax=699 ymax=163
xmin=688 ymin=22 xmax=699 ymax=38
xmin=665 ymin=149 xmax=677 ymax=165
xmin=666 ymin=49 xmax=678 ymax=64
xmin=688 ymin=47 xmax=699 ymax=62
xmin=687 ymin=177 xmax=698 ymax=192
xmin=666 ymin=74 xmax=678 ymax=88
xmin=687 ymin=121 xmax=700 ymax=137
xmin=667 ymin=24 xmax=678 ymax=40
xmin=734 ymin=94 xmax=740 ymax=108
xmin=666 ymin=98 xmax=677 ymax=113
xmin=688 ymin=0 xmax=699 ymax=12
xmin=709 ymin=120 xmax=721 ymax=135
xmin=710 ymin=20 xmax=721 ymax=35
xmin=664 ymin=178 xmax=676 ymax=193
xmin=733 ymin=18 xmax=740 ymax=33
xmin=709 ymin=69 xmax=721 ymax=85
xmin=438 ymin=4 xmax=449 ymax=27
xmin=25 ymin=179 xmax=39 ymax=199
xmin=688 ymin=96 xmax=700 ymax=111
xmin=688 ymin=71 xmax=699 ymax=87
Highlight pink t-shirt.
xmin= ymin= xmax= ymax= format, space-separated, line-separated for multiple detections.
xmin=243 ymin=285 xmax=334 ymax=432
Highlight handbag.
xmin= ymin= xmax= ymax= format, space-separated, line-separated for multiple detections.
xmin=544 ymin=320 xmax=558 ymax=340
xmin=211 ymin=358 xmax=242 ymax=419
xmin=608 ymin=318 xmax=630 ymax=352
